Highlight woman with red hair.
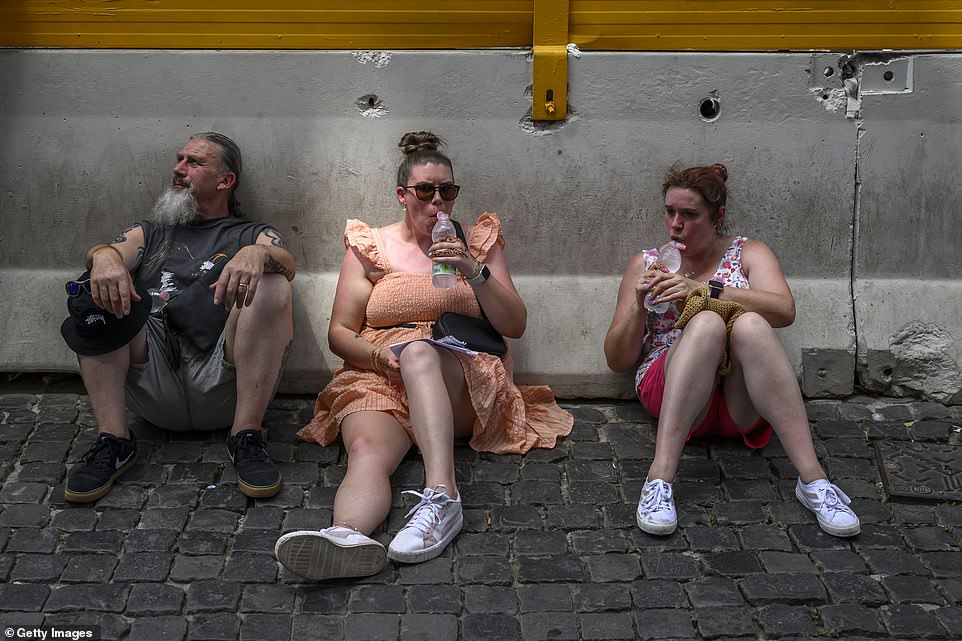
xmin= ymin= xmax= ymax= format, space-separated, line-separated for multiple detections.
xmin=605 ymin=163 xmax=859 ymax=538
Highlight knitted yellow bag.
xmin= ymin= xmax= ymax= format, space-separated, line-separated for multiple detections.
xmin=673 ymin=286 xmax=745 ymax=376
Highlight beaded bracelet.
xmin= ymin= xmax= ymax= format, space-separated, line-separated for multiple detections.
xmin=465 ymin=260 xmax=483 ymax=281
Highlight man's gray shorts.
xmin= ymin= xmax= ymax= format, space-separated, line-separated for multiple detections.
xmin=125 ymin=315 xmax=236 ymax=431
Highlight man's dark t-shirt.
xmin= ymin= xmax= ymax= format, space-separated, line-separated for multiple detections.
xmin=134 ymin=217 xmax=276 ymax=346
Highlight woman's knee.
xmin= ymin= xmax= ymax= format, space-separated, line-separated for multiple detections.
xmin=681 ymin=310 xmax=727 ymax=344
xmin=730 ymin=312 xmax=775 ymax=346
xmin=345 ymin=431 xmax=399 ymax=470
xmin=346 ymin=431 xmax=377 ymax=459
xmin=397 ymin=341 xmax=441 ymax=376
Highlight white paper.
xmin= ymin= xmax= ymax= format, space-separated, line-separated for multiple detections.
xmin=388 ymin=337 xmax=478 ymax=358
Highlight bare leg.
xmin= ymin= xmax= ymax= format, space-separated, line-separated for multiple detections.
xmin=223 ymin=274 xmax=293 ymax=436
xmin=334 ymin=412 xmax=413 ymax=535
xmin=397 ymin=342 xmax=476 ymax=499
xmin=723 ymin=313 xmax=825 ymax=483
xmin=77 ymin=327 xmax=148 ymax=438
xmin=647 ymin=311 xmax=726 ymax=483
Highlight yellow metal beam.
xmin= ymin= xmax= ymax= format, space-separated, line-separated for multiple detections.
xmin=0 ymin=2 xmax=534 ymax=49
xmin=532 ymin=0 xmax=569 ymax=121
xmin=569 ymin=1 xmax=962 ymax=51
xmin=2 ymin=1 xmax=962 ymax=51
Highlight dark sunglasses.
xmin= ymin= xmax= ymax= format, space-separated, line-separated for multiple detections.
xmin=66 ymin=278 xmax=92 ymax=297
xmin=404 ymin=183 xmax=461 ymax=201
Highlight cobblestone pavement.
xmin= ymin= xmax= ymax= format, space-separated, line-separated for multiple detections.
xmin=2 ymin=390 xmax=962 ymax=641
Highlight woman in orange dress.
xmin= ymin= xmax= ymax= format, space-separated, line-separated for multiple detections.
xmin=275 ymin=131 xmax=572 ymax=580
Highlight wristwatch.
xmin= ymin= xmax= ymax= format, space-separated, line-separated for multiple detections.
xmin=708 ymin=280 xmax=724 ymax=299
xmin=469 ymin=264 xmax=491 ymax=285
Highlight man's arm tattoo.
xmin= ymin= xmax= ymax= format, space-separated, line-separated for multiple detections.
xmin=133 ymin=246 xmax=145 ymax=270
xmin=264 ymin=228 xmax=288 ymax=249
xmin=264 ymin=255 xmax=293 ymax=279
xmin=111 ymin=225 xmax=139 ymax=244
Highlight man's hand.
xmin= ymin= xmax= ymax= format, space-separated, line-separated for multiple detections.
xmin=211 ymin=245 xmax=269 ymax=309
xmin=90 ymin=246 xmax=141 ymax=318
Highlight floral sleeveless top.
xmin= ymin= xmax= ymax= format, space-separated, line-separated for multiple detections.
xmin=635 ymin=236 xmax=752 ymax=389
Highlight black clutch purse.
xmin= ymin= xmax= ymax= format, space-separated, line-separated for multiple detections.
xmin=432 ymin=220 xmax=507 ymax=357
xmin=433 ymin=312 xmax=507 ymax=357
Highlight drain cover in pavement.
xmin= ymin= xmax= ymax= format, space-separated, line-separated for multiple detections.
xmin=875 ymin=441 xmax=962 ymax=501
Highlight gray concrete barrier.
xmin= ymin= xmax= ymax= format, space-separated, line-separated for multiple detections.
xmin=2 ymin=49 xmax=959 ymax=401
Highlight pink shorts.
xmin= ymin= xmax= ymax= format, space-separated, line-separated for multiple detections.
xmin=637 ymin=352 xmax=772 ymax=449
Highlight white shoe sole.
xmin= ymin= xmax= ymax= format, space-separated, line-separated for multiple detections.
xmin=387 ymin=512 xmax=464 ymax=563
xmin=275 ymin=530 xmax=386 ymax=580
xmin=794 ymin=486 xmax=861 ymax=537
xmin=636 ymin=511 xmax=677 ymax=535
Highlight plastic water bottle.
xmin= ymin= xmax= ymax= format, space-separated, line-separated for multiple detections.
xmin=644 ymin=241 xmax=682 ymax=314
xmin=432 ymin=211 xmax=458 ymax=289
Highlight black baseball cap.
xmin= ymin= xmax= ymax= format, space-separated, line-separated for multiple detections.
xmin=60 ymin=271 xmax=151 ymax=356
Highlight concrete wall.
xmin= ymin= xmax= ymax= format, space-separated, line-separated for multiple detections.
xmin=1 ymin=49 xmax=959 ymax=401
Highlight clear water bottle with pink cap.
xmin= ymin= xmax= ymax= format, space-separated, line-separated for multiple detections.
xmin=644 ymin=241 xmax=682 ymax=314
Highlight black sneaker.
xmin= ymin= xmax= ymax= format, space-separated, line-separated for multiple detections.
xmin=64 ymin=432 xmax=137 ymax=503
xmin=227 ymin=429 xmax=281 ymax=498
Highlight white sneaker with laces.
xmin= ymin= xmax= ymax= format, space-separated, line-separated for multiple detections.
xmin=388 ymin=485 xmax=463 ymax=563
xmin=274 ymin=525 xmax=386 ymax=580
xmin=795 ymin=478 xmax=861 ymax=537
xmin=636 ymin=478 xmax=678 ymax=535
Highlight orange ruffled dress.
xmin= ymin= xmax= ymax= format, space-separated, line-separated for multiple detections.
xmin=298 ymin=214 xmax=573 ymax=454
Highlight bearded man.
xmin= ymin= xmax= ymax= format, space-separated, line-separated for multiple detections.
xmin=60 ymin=132 xmax=295 ymax=502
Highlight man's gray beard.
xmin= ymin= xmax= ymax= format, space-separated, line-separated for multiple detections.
xmin=152 ymin=186 xmax=199 ymax=225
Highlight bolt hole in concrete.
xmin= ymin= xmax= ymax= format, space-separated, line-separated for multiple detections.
xmin=883 ymin=70 xmax=895 ymax=82
xmin=823 ymin=66 xmax=835 ymax=77
xmin=699 ymin=97 xmax=720 ymax=121
xmin=356 ymin=94 xmax=388 ymax=118
xmin=882 ymin=367 xmax=894 ymax=379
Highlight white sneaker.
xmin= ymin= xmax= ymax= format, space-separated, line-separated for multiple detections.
xmin=388 ymin=486 xmax=463 ymax=563
xmin=636 ymin=478 xmax=678 ymax=535
xmin=795 ymin=478 xmax=861 ymax=537
xmin=274 ymin=525 xmax=386 ymax=580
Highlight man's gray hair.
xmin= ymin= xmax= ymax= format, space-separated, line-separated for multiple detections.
xmin=190 ymin=131 xmax=243 ymax=216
